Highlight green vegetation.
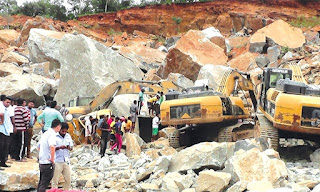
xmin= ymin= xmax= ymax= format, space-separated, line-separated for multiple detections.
xmin=172 ymin=16 xmax=182 ymax=25
xmin=289 ymin=16 xmax=320 ymax=28
xmin=107 ymin=28 xmax=122 ymax=35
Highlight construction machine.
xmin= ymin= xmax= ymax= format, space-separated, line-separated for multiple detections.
xmin=160 ymin=69 xmax=258 ymax=146
xmin=161 ymin=64 xmax=320 ymax=148
xmin=257 ymin=64 xmax=320 ymax=149
xmin=65 ymin=79 xmax=181 ymax=144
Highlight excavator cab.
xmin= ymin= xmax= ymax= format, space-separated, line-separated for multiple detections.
xmin=259 ymin=68 xmax=292 ymax=112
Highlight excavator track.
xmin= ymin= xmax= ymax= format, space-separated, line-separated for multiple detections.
xmin=257 ymin=113 xmax=279 ymax=150
xmin=218 ymin=121 xmax=255 ymax=142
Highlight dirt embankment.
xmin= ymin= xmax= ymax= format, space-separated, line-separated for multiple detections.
xmin=76 ymin=0 xmax=320 ymax=36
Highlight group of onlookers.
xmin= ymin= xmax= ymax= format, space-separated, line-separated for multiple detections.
xmin=85 ymin=113 xmax=135 ymax=156
xmin=0 ymin=95 xmax=38 ymax=169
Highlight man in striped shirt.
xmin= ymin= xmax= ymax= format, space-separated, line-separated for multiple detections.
xmin=12 ymin=98 xmax=30 ymax=161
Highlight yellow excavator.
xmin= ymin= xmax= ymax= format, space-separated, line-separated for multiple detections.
xmin=160 ymin=68 xmax=258 ymax=146
xmin=65 ymin=79 xmax=181 ymax=144
xmin=257 ymin=63 xmax=320 ymax=149
xmin=161 ymin=64 xmax=320 ymax=148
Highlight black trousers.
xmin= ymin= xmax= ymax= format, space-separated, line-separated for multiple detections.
xmin=37 ymin=163 xmax=55 ymax=192
xmin=100 ymin=132 xmax=110 ymax=156
xmin=12 ymin=130 xmax=27 ymax=160
xmin=0 ymin=132 xmax=9 ymax=164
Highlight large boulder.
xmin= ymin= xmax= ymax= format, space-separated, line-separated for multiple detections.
xmin=0 ymin=159 xmax=39 ymax=191
xmin=202 ymin=27 xmax=226 ymax=52
xmin=0 ymin=29 xmax=20 ymax=45
xmin=169 ymin=142 xmax=230 ymax=172
xmin=197 ymin=64 xmax=231 ymax=90
xmin=250 ymin=20 xmax=305 ymax=53
xmin=54 ymin=33 xmax=144 ymax=104
xmin=158 ymin=30 xmax=228 ymax=81
xmin=0 ymin=69 xmax=57 ymax=106
xmin=166 ymin=73 xmax=194 ymax=89
xmin=28 ymin=28 xmax=64 ymax=71
xmin=1 ymin=51 xmax=29 ymax=65
xmin=119 ymin=45 xmax=166 ymax=71
xmin=227 ymin=52 xmax=257 ymax=72
xmin=17 ymin=16 xmax=54 ymax=47
xmin=108 ymin=94 xmax=148 ymax=117
xmin=224 ymin=148 xmax=288 ymax=187
xmin=195 ymin=170 xmax=231 ymax=192
xmin=124 ymin=133 xmax=141 ymax=157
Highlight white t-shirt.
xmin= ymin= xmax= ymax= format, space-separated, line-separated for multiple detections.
xmin=38 ymin=128 xmax=57 ymax=164
xmin=0 ymin=104 xmax=14 ymax=134
xmin=152 ymin=116 xmax=160 ymax=128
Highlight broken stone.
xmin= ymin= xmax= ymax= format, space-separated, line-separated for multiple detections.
xmin=228 ymin=52 xmax=257 ymax=72
xmin=166 ymin=73 xmax=194 ymax=89
xmin=250 ymin=20 xmax=305 ymax=53
xmin=202 ymin=27 xmax=226 ymax=52
xmin=224 ymin=148 xmax=288 ymax=187
xmin=246 ymin=181 xmax=274 ymax=192
xmin=161 ymin=172 xmax=194 ymax=192
xmin=158 ymin=30 xmax=228 ymax=81
xmin=125 ymin=133 xmax=142 ymax=157
xmin=164 ymin=36 xmax=180 ymax=49
xmin=197 ymin=64 xmax=231 ymax=90
xmin=195 ymin=170 xmax=231 ymax=192
xmin=267 ymin=46 xmax=280 ymax=65
xmin=255 ymin=55 xmax=270 ymax=68
xmin=0 ymin=29 xmax=20 ymax=45
xmin=169 ymin=142 xmax=228 ymax=172
xmin=1 ymin=51 xmax=29 ymax=65
xmin=119 ymin=45 xmax=166 ymax=71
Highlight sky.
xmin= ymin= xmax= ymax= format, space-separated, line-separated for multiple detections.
xmin=16 ymin=0 xmax=33 ymax=6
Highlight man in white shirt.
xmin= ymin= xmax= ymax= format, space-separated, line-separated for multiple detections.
xmin=51 ymin=122 xmax=73 ymax=190
xmin=37 ymin=119 xmax=62 ymax=192
xmin=85 ymin=116 xmax=93 ymax=144
xmin=152 ymin=113 xmax=160 ymax=142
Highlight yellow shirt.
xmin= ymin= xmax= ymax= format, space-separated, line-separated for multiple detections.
xmin=148 ymin=97 xmax=158 ymax=103
xmin=126 ymin=120 xmax=132 ymax=131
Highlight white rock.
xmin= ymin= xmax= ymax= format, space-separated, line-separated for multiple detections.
xmin=195 ymin=170 xmax=231 ymax=192
xmin=169 ymin=142 xmax=229 ymax=172
xmin=202 ymin=27 xmax=224 ymax=39
xmin=166 ymin=73 xmax=194 ymax=89
xmin=224 ymin=148 xmax=288 ymax=187
xmin=197 ymin=64 xmax=232 ymax=90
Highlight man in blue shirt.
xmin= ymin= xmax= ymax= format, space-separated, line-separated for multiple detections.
xmin=51 ymin=122 xmax=73 ymax=190
xmin=0 ymin=97 xmax=13 ymax=168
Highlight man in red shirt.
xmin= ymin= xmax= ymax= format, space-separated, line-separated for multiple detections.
xmin=12 ymin=98 xmax=29 ymax=161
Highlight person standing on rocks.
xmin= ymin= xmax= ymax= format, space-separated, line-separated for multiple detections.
xmin=152 ymin=113 xmax=160 ymax=142
xmin=111 ymin=117 xmax=122 ymax=154
xmin=51 ymin=122 xmax=73 ymax=190
xmin=26 ymin=101 xmax=37 ymax=159
xmin=137 ymin=88 xmax=145 ymax=115
xmin=129 ymin=100 xmax=138 ymax=133
xmin=37 ymin=119 xmax=62 ymax=192
xmin=99 ymin=114 xmax=111 ymax=157
xmin=126 ymin=116 xmax=132 ymax=133
xmin=85 ymin=116 xmax=93 ymax=144
xmin=37 ymin=101 xmax=64 ymax=133
xmin=59 ymin=104 xmax=69 ymax=121
xmin=12 ymin=98 xmax=30 ymax=161
xmin=0 ymin=96 xmax=13 ymax=168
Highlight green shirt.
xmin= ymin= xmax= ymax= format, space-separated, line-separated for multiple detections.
xmin=139 ymin=91 xmax=144 ymax=102
xmin=38 ymin=108 xmax=64 ymax=131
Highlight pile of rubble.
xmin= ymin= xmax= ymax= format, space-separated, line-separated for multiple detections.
xmin=2 ymin=133 xmax=320 ymax=192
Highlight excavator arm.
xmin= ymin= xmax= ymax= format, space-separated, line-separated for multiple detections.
xmin=89 ymin=79 xmax=181 ymax=111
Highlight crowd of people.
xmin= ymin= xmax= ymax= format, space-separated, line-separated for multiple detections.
xmin=0 ymin=88 xmax=166 ymax=191
xmin=0 ymin=95 xmax=38 ymax=169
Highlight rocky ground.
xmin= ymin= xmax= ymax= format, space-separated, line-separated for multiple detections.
xmin=2 ymin=132 xmax=320 ymax=192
